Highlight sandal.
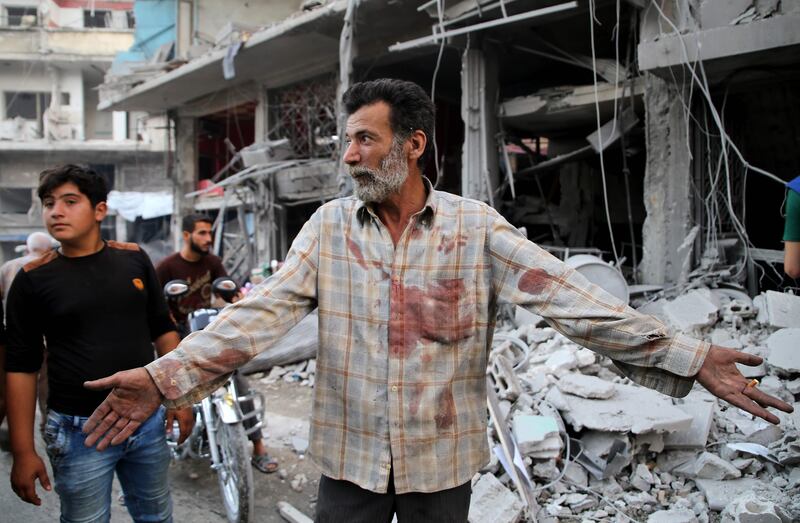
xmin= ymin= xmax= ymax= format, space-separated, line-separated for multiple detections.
xmin=252 ymin=454 xmax=279 ymax=474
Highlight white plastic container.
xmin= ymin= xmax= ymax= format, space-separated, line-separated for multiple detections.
xmin=565 ymin=254 xmax=629 ymax=305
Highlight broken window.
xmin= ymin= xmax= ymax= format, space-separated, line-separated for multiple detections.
xmin=83 ymin=9 xmax=111 ymax=28
xmin=5 ymin=91 xmax=51 ymax=126
xmin=268 ymin=74 xmax=337 ymax=159
xmin=0 ymin=188 xmax=33 ymax=214
xmin=4 ymin=6 xmax=37 ymax=27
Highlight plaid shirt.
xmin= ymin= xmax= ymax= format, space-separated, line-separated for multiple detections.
xmin=146 ymin=179 xmax=709 ymax=494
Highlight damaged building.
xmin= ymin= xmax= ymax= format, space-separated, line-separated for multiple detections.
xmin=93 ymin=0 xmax=799 ymax=520
xmin=0 ymin=0 xmax=173 ymax=262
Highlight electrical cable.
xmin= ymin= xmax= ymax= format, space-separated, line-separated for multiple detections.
xmin=588 ymin=0 xmax=621 ymax=267
xmin=430 ymin=0 xmax=446 ymax=188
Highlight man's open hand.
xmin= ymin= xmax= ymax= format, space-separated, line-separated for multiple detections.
xmin=82 ymin=367 xmax=163 ymax=450
xmin=696 ymin=345 xmax=793 ymax=424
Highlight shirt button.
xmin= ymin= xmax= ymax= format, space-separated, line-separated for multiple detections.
xmin=391 ymin=385 xmax=398 ymax=392
xmin=385 ymin=463 xmax=392 ymax=470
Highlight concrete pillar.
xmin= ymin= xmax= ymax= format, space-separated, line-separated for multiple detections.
xmin=639 ymin=73 xmax=693 ymax=285
xmin=172 ymin=116 xmax=197 ymax=250
xmin=461 ymin=45 xmax=500 ymax=204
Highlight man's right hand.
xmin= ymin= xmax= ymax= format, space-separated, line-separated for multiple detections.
xmin=11 ymin=451 xmax=51 ymax=505
xmin=82 ymin=367 xmax=162 ymax=450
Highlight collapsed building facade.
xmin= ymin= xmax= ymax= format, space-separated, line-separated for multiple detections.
xmin=0 ymin=0 xmax=172 ymax=262
xmin=97 ymin=0 xmax=800 ymax=290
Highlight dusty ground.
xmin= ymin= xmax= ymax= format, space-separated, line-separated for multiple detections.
xmin=0 ymin=379 xmax=318 ymax=522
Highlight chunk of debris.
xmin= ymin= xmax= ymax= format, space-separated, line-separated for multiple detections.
xmin=662 ymin=289 xmax=720 ymax=331
xmin=647 ymin=508 xmax=698 ymax=523
xmin=720 ymin=492 xmax=792 ymax=523
xmin=763 ymin=291 xmax=800 ymax=328
xmin=467 ymin=473 xmax=524 ymax=523
xmin=512 ymin=415 xmax=561 ymax=457
xmin=664 ymin=392 xmax=717 ymax=449
xmin=545 ymin=383 xmax=693 ymax=434
xmin=674 ymin=452 xmax=741 ymax=480
xmin=630 ymin=463 xmax=654 ymax=491
xmin=694 ymin=478 xmax=777 ymax=511
xmin=766 ymin=328 xmax=800 ymax=374
xmin=277 ymin=500 xmax=313 ymax=523
xmin=556 ymin=372 xmax=616 ymax=399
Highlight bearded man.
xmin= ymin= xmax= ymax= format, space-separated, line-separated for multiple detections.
xmin=80 ymin=79 xmax=792 ymax=523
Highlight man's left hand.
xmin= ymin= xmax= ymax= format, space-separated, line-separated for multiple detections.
xmin=166 ymin=407 xmax=194 ymax=444
xmin=696 ymin=345 xmax=793 ymax=424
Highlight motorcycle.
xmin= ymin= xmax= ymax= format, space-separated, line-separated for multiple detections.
xmin=163 ymin=277 xmax=264 ymax=523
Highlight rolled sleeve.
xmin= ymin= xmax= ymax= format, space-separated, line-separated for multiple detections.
xmin=487 ymin=207 xmax=710 ymax=397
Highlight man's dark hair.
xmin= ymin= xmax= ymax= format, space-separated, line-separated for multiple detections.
xmin=182 ymin=213 xmax=213 ymax=233
xmin=37 ymin=164 xmax=108 ymax=207
xmin=342 ymin=79 xmax=435 ymax=168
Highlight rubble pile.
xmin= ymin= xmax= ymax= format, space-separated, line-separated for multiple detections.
xmin=257 ymin=289 xmax=800 ymax=522
xmin=474 ymin=287 xmax=800 ymax=523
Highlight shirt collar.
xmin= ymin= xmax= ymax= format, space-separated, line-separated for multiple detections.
xmin=356 ymin=176 xmax=437 ymax=228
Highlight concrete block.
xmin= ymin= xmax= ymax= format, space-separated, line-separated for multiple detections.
xmin=556 ymin=373 xmax=616 ymax=399
xmin=662 ymin=289 xmax=720 ymax=332
xmin=489 ymin=354 xmax=523 ymax=400
xmin=764 ymin=291 xmax=800 ymax=328
xmin=647 ymin=508 xmax=698 ymax=523
xmin=631 ymin=463 xmax=654 ymax=491
xmin=544 ymin=348 xmax=578 ymax=375
xmin=467 ymin=473 xmax=524 ymax=523
xmin=545 ymin=383 xmax=693 ymax=434
xmin=515 ymin=305 xmax=543 ymax=328
xmin=512 ymin=415 xmax=560 ymax=456
xmin=695 ymin=478 xmax=776 ymax=511
xmin=562 ymin=462 xmax=588 ymax=487
xmin=736 ymin=346 xmax=768 ymax=378
xmin=766 ymin=328 xmax=800 ymax=373
xmin=674 ymin=452 xmax=741 ymax=480
xmin=664 ymin=393 xmax=717 ymax=449
xmin=720 ymin=492 xmax=792 ymax=523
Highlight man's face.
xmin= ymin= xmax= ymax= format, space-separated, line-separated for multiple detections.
xmin=185 ymin=221 xmax=213 ymax=255
xmin=41 ymin=182 xmax=106 ymax=243
xmin=344 ymin=101 xmax=410 ymax=203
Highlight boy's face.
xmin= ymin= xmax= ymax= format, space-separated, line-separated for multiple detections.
xmin=41 ymin=182 xmax=107 ymax=244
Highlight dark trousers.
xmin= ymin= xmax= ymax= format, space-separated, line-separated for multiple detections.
xmin=315 ymin=471 xmax=471 ymax=523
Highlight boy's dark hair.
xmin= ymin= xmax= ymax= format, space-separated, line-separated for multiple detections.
xmin=182 ymin=213 xmax=213 ymax=233
xmin=37 ymin=164 xmax=108 ymax=206
xmin=342 ymin=79 xmax=435 ymax=167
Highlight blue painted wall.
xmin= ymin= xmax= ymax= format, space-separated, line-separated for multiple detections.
xmin=112 ymin=0 xmax=177 ymax=73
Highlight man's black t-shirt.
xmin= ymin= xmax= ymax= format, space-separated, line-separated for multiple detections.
xmin=5 ymin=241 xmax=176 ymax=416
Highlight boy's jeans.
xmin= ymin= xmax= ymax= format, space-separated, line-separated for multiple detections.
xmin=43 ymin=406 xmax=173 ymax=523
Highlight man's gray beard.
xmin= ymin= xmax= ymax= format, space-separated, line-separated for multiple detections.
xmin=349 ymin=140 xmax=409 ymax=203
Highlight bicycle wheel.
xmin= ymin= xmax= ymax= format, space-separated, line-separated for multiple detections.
xmin=214 ymin=416 xmax=254 ymax=523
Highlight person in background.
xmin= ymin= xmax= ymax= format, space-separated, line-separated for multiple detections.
xmin=156 ymin=213 xmax=279 ymax=474
xmin=783 ymin=176 xmax=800 ymax=279
xmin=0 ymin=231 xmax=55 ymax=429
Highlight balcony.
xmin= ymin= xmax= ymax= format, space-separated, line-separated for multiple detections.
xmin=0 ymin=26 xmax=134 ymax=63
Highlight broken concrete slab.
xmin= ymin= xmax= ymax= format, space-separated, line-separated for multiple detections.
xmin=543 ymin=348 xmax=578 ymax=376
xmin=512 ymin=415 xmax=560 ymax=456
xmin=630 ymin=463 xmax=654 ymax=491
xmin=647 ymin=508 xmax=698 ymax=523
xmin=276 ymin=501 xmax=313 ymax=523
xmin=674 ymin=452 xmax=741 ymax=480
xmin=737 ymin=345 xmax=768 ymax=378
xmin=468 ymin=473 xmax=524 ymax=523
xmin=556 ymin=372 xmax=616 ymax=399
xmin=764 ymin=291 xmax=800 ymax=328
xmin=766 ymin=328 xmax=800 ymax=374
xmin=662 ymin=289 xmax=720 ymax=332
xmin=545 ymin=383 xmax=693 ymax=434
xmin=721 ymin=492 xmax=793 ymax=523
xmin=664 ymin=393 xmax=717 ymax=449
xmin=694 ymin=478 xmax=777 ymax=511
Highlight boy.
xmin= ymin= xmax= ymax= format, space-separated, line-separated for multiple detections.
xmin=6 ymin=164 xmax=191 ymax=521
